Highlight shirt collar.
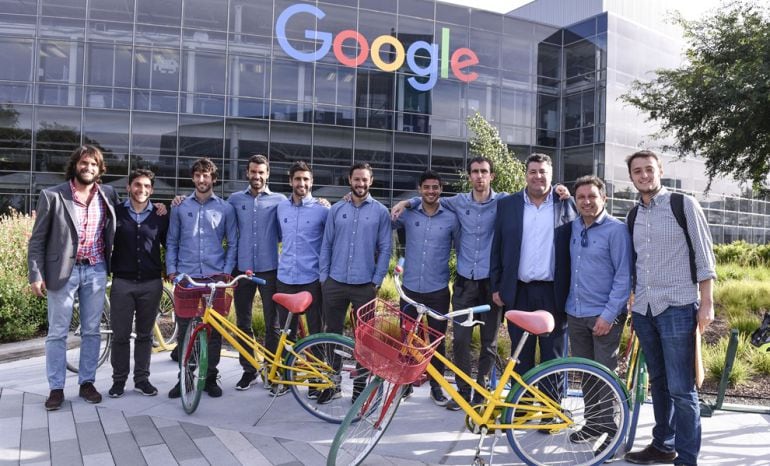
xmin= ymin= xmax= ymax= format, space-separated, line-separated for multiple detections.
xmin=244 ymin=186 xmax=273 ymax=197
xmin=464 ymin=189 xmax=497 ymax=205
xmin=189 ymin=192 xmax=221 ymax=205
xmin=637 ymin=186 xmax=670 ymax=208
xmin=123 ymin=199 xmax=154 ymax=214
xmin=523 ymin=187 xmax=554 ymax=207
xmin=350 ymin=193 xmax=373 ymax=205
xmin=416 ymin=201 xmax=444 ymax=215
xmin=579 ymin=209 xmax=607 ymax=229
xmin=290 ymin=193 xmax=315 ymax=206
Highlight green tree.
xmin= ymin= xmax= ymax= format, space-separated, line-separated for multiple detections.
xmin=622 ymin=1 xmax=770 ymax=189
xmin=458 ymin=112 xmax=526 ymax=193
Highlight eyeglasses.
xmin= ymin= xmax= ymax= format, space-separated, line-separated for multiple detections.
xmin=580 ymin=228 xmax=589 ymax=247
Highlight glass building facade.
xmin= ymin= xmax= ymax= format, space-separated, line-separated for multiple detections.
xmin=0 ymin=0 xmax=767 ymax=242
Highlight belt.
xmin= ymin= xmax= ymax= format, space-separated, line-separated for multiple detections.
xmin=75 ymin=258 xmax=92 ymax=266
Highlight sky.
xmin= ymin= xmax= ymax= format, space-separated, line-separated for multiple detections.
xmin=439 ymin=0 xmax=723 ymax=19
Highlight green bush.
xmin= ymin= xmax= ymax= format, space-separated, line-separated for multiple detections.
xmin=0 ymin=210 xmax=48 ymax=342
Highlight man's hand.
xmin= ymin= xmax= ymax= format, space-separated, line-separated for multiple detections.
xmin=166 ymin=273 xmax=177 ymax=283
xmin=171 ymin=195 xmax=185 ymax=207
xmin=30 ymin=281 xmax=46 ymax=297
xmin=555 ymin=184 xmax=571 ymax=200
xmin=592 ymin=317 xmax=612 ymax=336
xmin=391 ymin=200 xmax=410 ymax=221
xmin=492 ymin=291 xmax=504 ymax=308
xmin=697 ymin=297 xmax=714 ymax=333
xmin=318 ymin=197 xmax=331 ymax=208
xmin=154 ymin=202 xmax=168 ymax=216
xmin=342 ymin=192 xmax=352 ymax=202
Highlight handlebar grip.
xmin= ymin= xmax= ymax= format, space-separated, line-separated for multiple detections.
xmin=470 ymin=305 xmax=491 ymax=314
xmin=251 ymin=277 xmax=267 ymax=285
xmin=173 ymin=276 xmax=184 ymax=285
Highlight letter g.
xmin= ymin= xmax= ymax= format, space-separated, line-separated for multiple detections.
xmin=276 ymin=4 xmax=332 ymax=62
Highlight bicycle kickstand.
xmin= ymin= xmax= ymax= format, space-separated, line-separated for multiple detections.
xmin=472 ymin=427 xmax=492 ymax=466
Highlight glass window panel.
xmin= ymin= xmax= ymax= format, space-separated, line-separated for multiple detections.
xmin=435 ymin=22 xmax=468 ymax=50
xmin=132 ymin=89 xmax=179 ymax=113
xmin=397 ymin=15 xmax=434 ymax=38
xmin=399 ymin=1 xmax=434 ymax=20
xmin=42 ymin=0 xmax=85 ymax=19
xmin=269 ymin=121 xmax=312 ymax=163
xmin=34 ymin=107 xmax=82 ymax=171
xmin=430 ymin=118 xmax=463 ymax=138
xmin=179 ymin=93 xmax=225 ymax=116
xmin=87 ymin=20 xmax=134 ymax=43
xmin=499 ymin=125 xmax=532 ymax=146
xmin=38 ymin=16 xmax=85 ymax=39
xmin=230 ymin=1 xmax=273 ymax=37
xmin=564 ymin=128 xmax=580 ymax=147
xmin=470 ymin=29 xmax=500 ymax=69
xmin=86 ymin=43 xmax=132 ymax=87
xmin=134 ymin=24 xmax=180 ymax=45
xmin=85 ymin=87 xmax=131 ymax=109
xmin=89 ymin=0 xmax=134 ymax=22
xmin=564 ymin=93 xmax=581 ymax=129
xmin=537 ymin=94 xmax=558 ymax=130
xmin=436 ymin=3 xmax=469 ymax=26
xmin=537 ymin=43 xmax=560 ymax=78
xmin=357 ymin=9 xmax=397 ymax=40
xmin=134 ymin=47 xmax=180 ymax=91
xmin=0 ymin=145 xmax=32 ymax=171
xmin=394 ymin=133 xmax=428 ymax=172
xmin=392 ymin=169 xmax=419 ymax=193
xmin=228 ymin=97 xmax=267 ymax=119
xmin=136 ymin=0 xmax=182 ymax=26
xmin=83 ymin=109 xmax=130 ymax=156
xmin=364 ymin=72 xmax=394 ymax=110
xmin=0 ymin=0 xmax=37 ymax=15
xmin=182 ymin=51 xmax=226 ymax=94
xmin=270 ymin=100 xmax=301 ymax=121
xmin=313 ymin=125 xmax=352 ymax=167
xmin=183 ymin=0 xmax=227 ymax=31
xmin=565 ymin=40 xmax=596 ymax=78
xmin=501 ymin=37 xmax=533 ymax=73
xmin=370 ymin=168 xmax=392 ymax=200
xmin=178 ymin=115 xmax=223 ymax=158
xmin=38 ymin=41 xmax=84 ymax=84
xmin=229 ymin=55 xmax=270 ymax=98
xmin=223 ymin=118 xmax=268 ymax=164
xmin=355 ymin=129 xmax=391 ymax=169
xmin=564 ymin=17 xmax=596 ymax=44
xmin=360 ymin=0 xmax=396 ymax=12
xmin=271 ymin=60 xmax=308 ymax=101
xmin=430 ymin=138 xmax=465 ymax=173
xmin=399 ymin=113 xmax=429 ymax=133
xmin=562 ymin=146 xmax=594 ymax=183
xmin=536 ymin=129 xmax=557 ymax=147
xmin=0 ymin=104 xmax=33 ymax=149
xmin=131 ymin=111 xmax=179 ymax=156
xmin=37 ymin=84 xmax=82 ymax=106
xmin=432 ymin=79 xmax=463 ymax=120
xmin=470 ymin=10 xmax=501 ymax=32
xmin=0 ymin=38 xmax=34 ymax=82
xmin=501 ymin=89 xmax=533 ymax=127
xmin=467 ymin=84 xmax=499 ymax=123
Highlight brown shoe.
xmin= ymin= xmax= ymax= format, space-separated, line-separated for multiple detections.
xmin=79 ymin=382 xmax=103 ymax=404
xmin=45 ymin=389 xmax=64 ymax=411
xmin=625 ymin=444 xmax=677 ymax=464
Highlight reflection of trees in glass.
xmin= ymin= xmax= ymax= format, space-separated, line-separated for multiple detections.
xmin=0 ymin=104 xmax=30 ymax=153
xmin=35 ymin=122 xmax=111 ymax=174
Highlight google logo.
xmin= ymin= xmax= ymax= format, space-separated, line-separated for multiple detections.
xmin=276 ymin=4 xmax=479 ymax=92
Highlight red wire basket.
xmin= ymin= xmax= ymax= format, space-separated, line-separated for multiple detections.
xmin=174 ymin=274 xmax=235 ymax=318
xmin=354 ymin=298 xmax=445 ymax=385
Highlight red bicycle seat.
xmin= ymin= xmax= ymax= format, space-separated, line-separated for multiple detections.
xmin=504 ymin=310 xmax=555 ymax=336
xmin=273 ymin=291 xmax=313 ymax=314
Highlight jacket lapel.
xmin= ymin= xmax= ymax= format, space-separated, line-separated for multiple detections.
xmin=58 ymin=182 xmax=79 ymax=231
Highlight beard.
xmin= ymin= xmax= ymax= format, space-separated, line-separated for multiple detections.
xmin=75 ymin=170 xmax=96 ymax=186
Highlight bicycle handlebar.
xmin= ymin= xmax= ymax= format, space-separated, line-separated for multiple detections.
xmin=174 ymin=272 xmax=266 ymax=289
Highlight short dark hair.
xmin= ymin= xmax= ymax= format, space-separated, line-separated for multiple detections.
xmin=128 ymin=168 xmax=155 ymax=186
xmin=525 ymin=153 xmax=552 ymax=170
xmin=248 ymin=154 xmax=269 ymax=169
xmin=625 ymin=149 xmax=662 ymax=174
xmin=467 ymin=156 xmax=494 ymax=174
xmin=65 ymin=145 xmax=106 ymax=182
xmin=191 ymin=157 xmax=218 ymax=180
xmin=289 ymin=161 xmax=312 ymax=178
xmin=573 ymin=175 xmax=606 ymax=196
xmin=419 ymin=170 xmax=442 ymax=187
xmin=349 ymin=162 xmax=373 ymax=178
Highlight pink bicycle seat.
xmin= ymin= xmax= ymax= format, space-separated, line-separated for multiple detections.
xmin=504 ymin=310 xmax=555 ymax=336
xmin=273 ymin=291 xmax=312 ymax=314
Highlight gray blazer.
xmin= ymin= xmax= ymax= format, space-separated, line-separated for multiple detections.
xmin=28 ymin=181 xmax=119 ymax=291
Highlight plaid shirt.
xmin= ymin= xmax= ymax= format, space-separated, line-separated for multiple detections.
xmin=71 ymin=181 xmax=107 ymax=265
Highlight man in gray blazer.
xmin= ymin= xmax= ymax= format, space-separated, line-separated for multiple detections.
xmin=28 ymin=145 xmax=119 ymax=411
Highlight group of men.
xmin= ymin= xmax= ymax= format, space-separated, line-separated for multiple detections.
xmin=28 ymin=144 xmax=714 ymax=466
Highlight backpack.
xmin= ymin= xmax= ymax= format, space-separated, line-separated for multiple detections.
xmin=626 ymin=192 xmax=697 ymax=284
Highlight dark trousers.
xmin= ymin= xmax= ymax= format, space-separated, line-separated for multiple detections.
xmin=177 ymin=316 xmax=222 ymax=379
xmin=451 ymin=276 xmax=502 ymax=395
xmin=110 ymin=278 xmax=163 ymax=384
xmin=400 ymin=286 xmax=450 ymax=389
xmin=233 ymin=269 xmax=278 ymax=373
xmin=507 ymin=280 xmax=566 ymax=376
xmin=321 ymin=278 xmax=376 ymax=335
xmin=276 ymin=279 xmax=323 ymax=339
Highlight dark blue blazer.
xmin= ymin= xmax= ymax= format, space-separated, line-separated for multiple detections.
xmin=489 ymin=189 xmax=576 ymax=326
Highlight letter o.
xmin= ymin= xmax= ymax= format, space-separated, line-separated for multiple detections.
xmin=370 ymin=35 xmax=405 ymax=72
xmin=333 ymin=30 xmax=369 ymax=67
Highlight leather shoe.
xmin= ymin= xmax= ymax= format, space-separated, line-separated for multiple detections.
xmin=625 ymin=444 xmax=677 ymax=464
xmin=79 ymin=382 xmax=102 ymax=404
xmin=45 ymin=389 xmax=64 ymax=411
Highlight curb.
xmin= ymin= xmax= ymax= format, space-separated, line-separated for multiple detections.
xmin=0 ymin=337 xmax=46 ymax=363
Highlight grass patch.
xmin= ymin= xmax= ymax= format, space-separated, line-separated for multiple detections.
xmin=748 ymin=349 xmax=770 ymax=376
xmin=702 ymin=334 xmax=755 ymax=386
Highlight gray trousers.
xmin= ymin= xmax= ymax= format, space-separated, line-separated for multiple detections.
xmin=110 ymin=278 xmax=163 ymax=385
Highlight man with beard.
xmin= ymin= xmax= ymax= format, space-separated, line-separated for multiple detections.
xmin=28 ymin=144 xmax=119 ymax=410
xmin=318 ymin=162 xmax=391 ymax=404
xmin=108 ymin=169 xmax=169 ymax=398
xmin=227 ymin=155 xmax=286 ymax=392
xmin=490 ymin=153 xmax=577 ymax=378
xmin=392 ymin=170 xmax=459 ymax=406
xmin=624 ymin=150 xmax=715 ymax=466
xmin=166 ymin=157 xmax=237 ymax=399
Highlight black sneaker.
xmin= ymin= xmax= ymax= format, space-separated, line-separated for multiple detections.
xmin=317 ymin=386 xmax=341 ymax=405
xmin=134 ymin=380 xmax=158 ymax=396
xmin=446 ymin=392 xmax=470 ymax=411
xmin=204 ymin=377 xmax=222 ymax=398
xmin=168 ymin=383 xmax=181 ymax=399
xmin=430 ymin=387 xmax=449 ymax=406
xmin=45 ymin=389 xmax=64 ymax=411
xmin=235 ymin=372 xmax=258 ymax=391
xmin=108 ymin=382 xmax=125 ymax=398
xmin=79 ymin=382 xmax=102 ymax=404
xmin=170 ymin=345 xmax=179 ymax=362
xmin=401 ymin=384 xmax=414 ymax=399
xmin=307 ymin=388 xmax=321 ymax=400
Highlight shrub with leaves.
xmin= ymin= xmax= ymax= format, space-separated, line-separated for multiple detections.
xmin=0 ymin=210 xmax=48 ymax=342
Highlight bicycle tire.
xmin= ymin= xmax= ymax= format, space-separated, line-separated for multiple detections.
xmin=503 ymin=360 xmax=628 ymax=466
xmin=154 ymin=285 xmax=177 ymax=347
xmin=66 ymin=295 xmax=112 ymax=373
xmin=327 ymin=376 xmax=404 ymax=466
xmin=285 ymin=333 xmax=372 ymax=423
xmin=624 ymin=352 xmax=647 ymax=452
xmin=180 ymin=321 xmax=208 ymax=414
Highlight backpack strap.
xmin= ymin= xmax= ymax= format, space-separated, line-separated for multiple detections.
xmin=670 ymin=193 xmax=698 ymax=284
xmin=626 ymin=205 xmax=639 ymax=291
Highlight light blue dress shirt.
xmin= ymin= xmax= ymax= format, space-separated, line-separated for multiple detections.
xmin=519 ymin=190 xmax=556 ymax=282
xmin=166 ymin=193 xmax=237 ymax=276
xmin=393 ymin=203 xmax=459 ymax=293
xmin=227 ymin=187 xmax=287 ymax=273
xmin=410 ymin=190 xmax=504 ymax=280
xmin=566 ymin=210 xmax=633 ymax=323
xmin=123 ymin=199 xmax=153 ymax=223
xmin=320 ymin=195 xmax=392 ymax=286
xmin=277 ymin=194 xmax=329 ymax=285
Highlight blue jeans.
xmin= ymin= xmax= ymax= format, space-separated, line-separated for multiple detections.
xmin=632 ymin=304 xmax=700 ymax=466
xmin=46 ymin=262 xmax=108 ymax=389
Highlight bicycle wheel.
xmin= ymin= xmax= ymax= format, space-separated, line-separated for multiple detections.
xmin=624 ymin=352 xmax=647 ymax=452
xmin=503 ymin=360 xmax=628 ymax=466
xmin=327 ymin=377 xmax=404 ymax=466
xmin=179 ymin=320 xmax=208 ymax=414
xmin=66 ymin=295 xmax=112 ymax=373
xmin=285 ymin=333 xmax=372 ymax=423
xmin=154 ymin=285 xmax=177 ymax=347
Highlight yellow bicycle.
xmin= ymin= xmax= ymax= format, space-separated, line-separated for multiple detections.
xmin=175 ymin=273 xmax=369 ymax=422
xmin=329 ymin=259 xmax=629 ymax=466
